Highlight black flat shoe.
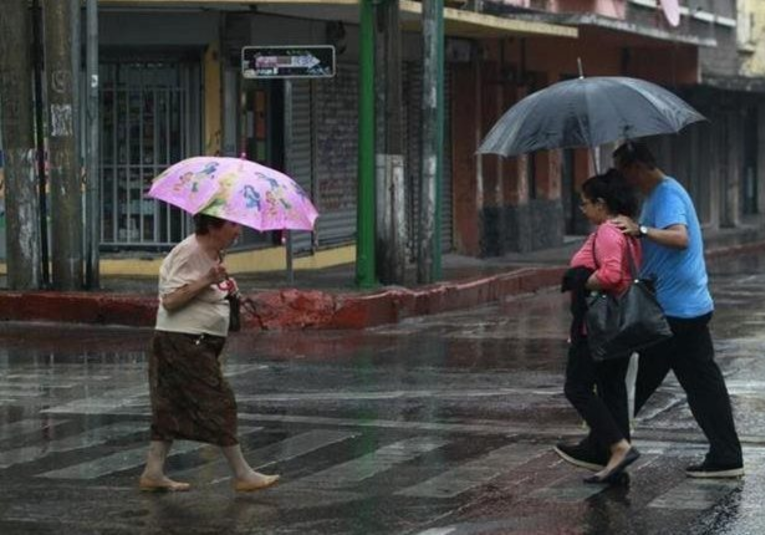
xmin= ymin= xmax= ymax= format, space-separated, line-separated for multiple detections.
xmin=583 ymin=447 xmax=641 ymax=484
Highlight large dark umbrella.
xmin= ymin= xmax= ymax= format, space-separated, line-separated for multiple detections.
xmin=477 ymin=76 xmax=706 ymax=158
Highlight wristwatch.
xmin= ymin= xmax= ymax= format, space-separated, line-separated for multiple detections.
xmin=638 ymin=225 xmax=649 ymax=238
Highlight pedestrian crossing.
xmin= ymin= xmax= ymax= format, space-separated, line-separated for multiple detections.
xmin=0 ymin=414 xmax=756 ymax=515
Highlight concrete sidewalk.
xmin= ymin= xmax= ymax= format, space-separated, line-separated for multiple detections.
xmin=2 ymin=224 xmax=764 ymax=330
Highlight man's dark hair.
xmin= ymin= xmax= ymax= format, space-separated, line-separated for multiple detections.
xmin=194 ymin=213 xmax=227 ymax=235
xmin=613 ymin=141 xmax=657 ymax=170
xmin=581 ymin=168 xmax=639 ymax=218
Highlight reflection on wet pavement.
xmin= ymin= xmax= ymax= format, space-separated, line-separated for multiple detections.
xmin=1 ymin=262 xmax=765 ymax=533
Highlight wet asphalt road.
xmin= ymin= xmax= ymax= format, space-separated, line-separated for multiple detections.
xmin=2 ymin=255 xmax=765 ymax=534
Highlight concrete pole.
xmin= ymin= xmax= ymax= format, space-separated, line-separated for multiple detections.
xmin=85 ymin=0 xmax=100 ymax=288
xmin=357 ymin=0 xmax=377 ymax=288
xmin=0 ymin=0 xmax=42 ymax=290
xmin=375 ymin=0 xmax=406 ymax=285
xmin=418 ymin=0 xmax=444 ymax=284
xmin=44 ymin=0 xmax=83 ymax=290
xmin=32 ymin=0 xmax=51 ymax=287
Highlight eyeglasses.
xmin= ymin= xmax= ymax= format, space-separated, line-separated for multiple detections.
xmin=579 ymin=198 xmax=603 ymax=211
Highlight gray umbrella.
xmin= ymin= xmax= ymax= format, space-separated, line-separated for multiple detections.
xmin=477 ymin=76 xmax=706 ymax=158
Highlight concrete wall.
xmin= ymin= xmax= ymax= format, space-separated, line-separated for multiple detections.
xmin=739 ymin=0 xmax=765 ymax=77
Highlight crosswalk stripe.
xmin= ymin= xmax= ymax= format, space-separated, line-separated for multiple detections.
xmin=0 ymin=419 xmax=69 ymax=442
xmin=648 ymin=479 xmax=742 ymax=510
xmin=530 ymin=475 xmax=607 ymax=502
xmin=36 ymin=426 xmax=262 ymax=480
xmin=286 ymin=436 xmax=448 ymax=490
xmin=41 ymin=386 xmax=148 ymax=415
xmin=0 ymin=423 xmax=145 ymax=469
xmin=179 ymin=429 xmax=358 ymax=485
xmin=0 ymin=382 xmax=76 ymax=390
xmin=0 ymin=389 xmax=46 ymax=398
xmin=397 ymin=443 xmax=546 ymax=499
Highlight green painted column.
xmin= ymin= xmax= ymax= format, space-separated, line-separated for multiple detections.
xmin=356 ymin=0 xmax=377 ymax=288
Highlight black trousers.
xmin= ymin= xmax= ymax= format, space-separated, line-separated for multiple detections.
xmin=635 ymin=312 xmax=742 ymax=466
xmin=565 ymin=339 xmax=631 ymax=453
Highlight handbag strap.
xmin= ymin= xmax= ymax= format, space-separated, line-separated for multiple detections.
xmin=591 ymin=226 xmax=639 ymax=281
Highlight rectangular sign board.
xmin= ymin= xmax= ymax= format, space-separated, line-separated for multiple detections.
xmin=242 ymin=46 xmax=336 ymax=80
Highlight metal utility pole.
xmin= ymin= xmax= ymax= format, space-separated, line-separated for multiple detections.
xmin=85 ymin=0 xmax=100 ymax=289
xmin=357 ymin=0 xmax=377 ymax=289
xmin=44 ymin=0 xmax=83 ymax=290
xmin=0 ymin=0 xmax=42 ymax=290
xmin=417 ymin=0 xmax=444 ymax=284
xmin=374 ymin=0 xmax=406 ymax=285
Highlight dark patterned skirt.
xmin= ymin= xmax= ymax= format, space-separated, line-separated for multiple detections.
xmin=148 ymin=331 xmax=238 ymax=446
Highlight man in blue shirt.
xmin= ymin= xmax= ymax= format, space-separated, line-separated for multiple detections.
xmin=611 ymin=141 xmax=743 ymax=478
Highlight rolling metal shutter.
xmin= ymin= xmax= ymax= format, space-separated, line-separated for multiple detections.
xmin=314 ymin=64 xmax=358 ymax=247
xmin=287 ymin=79 xmax=314 ymax=254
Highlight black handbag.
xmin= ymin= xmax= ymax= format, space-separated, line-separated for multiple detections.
xmin=226 ymin=293 xmax=241 ymax=332
xmin=585 ymin=232 xmax=672 ymax=361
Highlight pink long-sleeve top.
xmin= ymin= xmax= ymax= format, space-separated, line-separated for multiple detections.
xmin=570 ymin=221 xmax=642 ymax=295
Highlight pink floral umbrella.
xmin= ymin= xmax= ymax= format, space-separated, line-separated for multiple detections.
xmin=147 ymin=156 xmax=318 ymax=231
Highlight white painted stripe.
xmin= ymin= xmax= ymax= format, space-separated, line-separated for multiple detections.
xmin=648 ymin=479 xmax=741 ymax=510
xmin=237 ymin=387 xmax=559 ymax=403
xmin=178 ymin=429 xmax=358 ymax=485
xmin=0 ymin=423 xmax=145 ymax=469
xmin=38 ymin=441 xmax=204 ymax=480
xmin=37 ymin=426 xmax=262 ymax=480
xmin=42 ymin=386 xmax=148 ymax=415
xmin=416 ymin=529 xmax=457 ymax=535
xmin=398 ymin=443 xmax=546 ymax=498
xmin=239 ymin=413 xmax=545 ymax=437
xmin=531 ymin=482 xmax=606 ymax=502
xmin=0 ymin=390 xmax=45 ymax=398
xmin=0 ymin=382 xmax=76 ymax=390
xmin=1 ymin=374 xmax=111 ymax=381
xmin=0 ymin=419 xmax=69 ymax=441
xmin=287 ymin=437 xmax=448 ymax=490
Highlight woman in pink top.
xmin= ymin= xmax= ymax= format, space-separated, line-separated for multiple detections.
xmin=555 ymin=170 xmax=642 ymax=484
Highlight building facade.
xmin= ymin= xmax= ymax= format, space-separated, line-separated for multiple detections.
xmin=1 ymin=0 xmax=764 ymax=276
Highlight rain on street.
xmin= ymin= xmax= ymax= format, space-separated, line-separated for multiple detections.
xmin=1 ymin=253 xmax=765 ymax=534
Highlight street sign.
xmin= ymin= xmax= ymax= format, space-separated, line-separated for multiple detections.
xmin=241 ymin=46 xmax=336 ymax=80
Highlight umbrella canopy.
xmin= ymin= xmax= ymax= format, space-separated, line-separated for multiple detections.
xmin=147 ymin=156 xmax=318 ymax=231
xmin=478 ymin=76 xmax=706 ymax=157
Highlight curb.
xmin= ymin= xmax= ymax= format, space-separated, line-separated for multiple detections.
xmin=0 ymin=266 xmax=566 ymax=331
xmin=0 ymin=239 xmax=762 ymax=330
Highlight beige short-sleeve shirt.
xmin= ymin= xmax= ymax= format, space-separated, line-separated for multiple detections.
xmin=155 ymin=234 xmax=229 ymax=337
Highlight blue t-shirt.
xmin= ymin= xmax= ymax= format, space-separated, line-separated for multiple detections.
xmin=640 ymin=177 xmax=713 ymax=318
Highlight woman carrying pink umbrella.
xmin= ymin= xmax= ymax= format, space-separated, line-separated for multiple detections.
xmin=138 ymin=156 xmax=319 ymax=492
xmin=139 ymin=213 xmax=279 ymax=493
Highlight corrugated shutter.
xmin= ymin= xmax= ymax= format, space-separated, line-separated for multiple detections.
xmin=314 ymin=64 xmax=358 ymax=247
xmin=287 ymin=79 xmax=314 ymax=254
xmin=442 ymin=65 xmax=454 ymax=252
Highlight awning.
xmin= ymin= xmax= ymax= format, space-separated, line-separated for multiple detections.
xmin=117 ymin=0 xmax=577 ymax=39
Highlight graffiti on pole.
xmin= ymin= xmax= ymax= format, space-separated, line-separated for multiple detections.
xmin=50 ymin=104 xmax=73 ymax=137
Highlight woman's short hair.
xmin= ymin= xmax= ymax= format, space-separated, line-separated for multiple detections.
xmin=581 ymin=168 xmax=639 ymax=218
xmin=194 ymin=213 xmax=227 ymax=235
